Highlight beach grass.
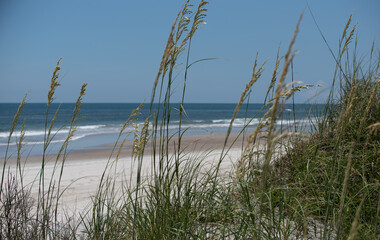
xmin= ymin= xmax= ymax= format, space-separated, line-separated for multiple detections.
xmin=1 ymin=0 xmax=379 ymax=239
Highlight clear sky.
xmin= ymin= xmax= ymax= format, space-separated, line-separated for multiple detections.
xmin=0 ymin=0 xmax=379 ymax=103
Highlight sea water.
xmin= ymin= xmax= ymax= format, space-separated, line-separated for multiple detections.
xmin=0 ymin=103 xmax=323 ymax=157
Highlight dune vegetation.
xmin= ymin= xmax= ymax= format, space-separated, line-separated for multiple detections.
xmin=1 ymin=0 xmax=379 ymax=239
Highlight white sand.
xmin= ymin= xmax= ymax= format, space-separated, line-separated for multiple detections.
xmin=3 ymin=141 xmax=244 ymax=216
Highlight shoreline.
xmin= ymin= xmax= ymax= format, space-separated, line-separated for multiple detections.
xmin=2 ymin=131 xmax=254 ymax=213
xmin=4 ymin=131 xmax=250 ymax=164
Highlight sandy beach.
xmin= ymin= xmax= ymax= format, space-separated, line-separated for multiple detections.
xmin=3 ymin=132 xmax=251 ymax=215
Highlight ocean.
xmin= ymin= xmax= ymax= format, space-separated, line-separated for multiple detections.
xmin=0 ymin=103 xmax=322 ymax=157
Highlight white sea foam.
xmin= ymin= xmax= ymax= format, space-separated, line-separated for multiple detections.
xmin=0 ymin=130 xmax=44 ymax=138
xmin=77 ymin=124 xmax=106 ymax=130
xmin=175 ymin=117 xmax=315 ymax=130
xmin=0 ymin=124 xmax=124 ymax=147
xmin=212 ymin=118 xmax=260 ymax=125
xmin=0 ymin=119 xmax=316 ymax=147
xmin=0 ymin=128 xmax=121 ymax=146
xmin=0 ymin=124 xmax=109 ymax=139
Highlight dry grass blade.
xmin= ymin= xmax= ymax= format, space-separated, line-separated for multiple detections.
xmin=367 ymin=122 xmax=380 ymax=135
xmin=224 ymin=54 xmax=266 ymax=148
xmin=56 ymin=83 xmax=87 ymax=160
xmin=336 ymin=145 xmax=354 ymax=236
xmin=264 ymin=47 xmax=282 ymax=104
xmin=7 ymin=96 xmax=27 ymax=145
xmin=1 ymin=94 xmax=27 ymax=194
xmin=347 ymin=195 xmax=366 ymax=240
xmin=47 ymin=58 xmax=62 ymax=107
xmin=222 ymin=55 xmax=266 ymax=183
xmin=263 ymin=10 xmax=304 ymax=185
xmin=16 ymin=121 xmax=25 ymax=182
xmin=360 ymin=81 xmax=379 ymax=128
xmin=149 ymin=10 xmax=181 ymax=108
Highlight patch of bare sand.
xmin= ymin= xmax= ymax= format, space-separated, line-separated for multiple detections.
xmin=3 ymin=132 xmax=253 ymax=214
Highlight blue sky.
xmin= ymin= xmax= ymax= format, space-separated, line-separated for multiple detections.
xmin=0 ymin=0 xmax=379 ymax=103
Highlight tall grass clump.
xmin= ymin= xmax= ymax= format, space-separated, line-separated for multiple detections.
xmin=270 ymin=17 xmax=380 ymax=239
xmin=81 ymin=1 xmax=219 ymax=239
xmin=1 ymin=59 xmax=87 ymax=239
